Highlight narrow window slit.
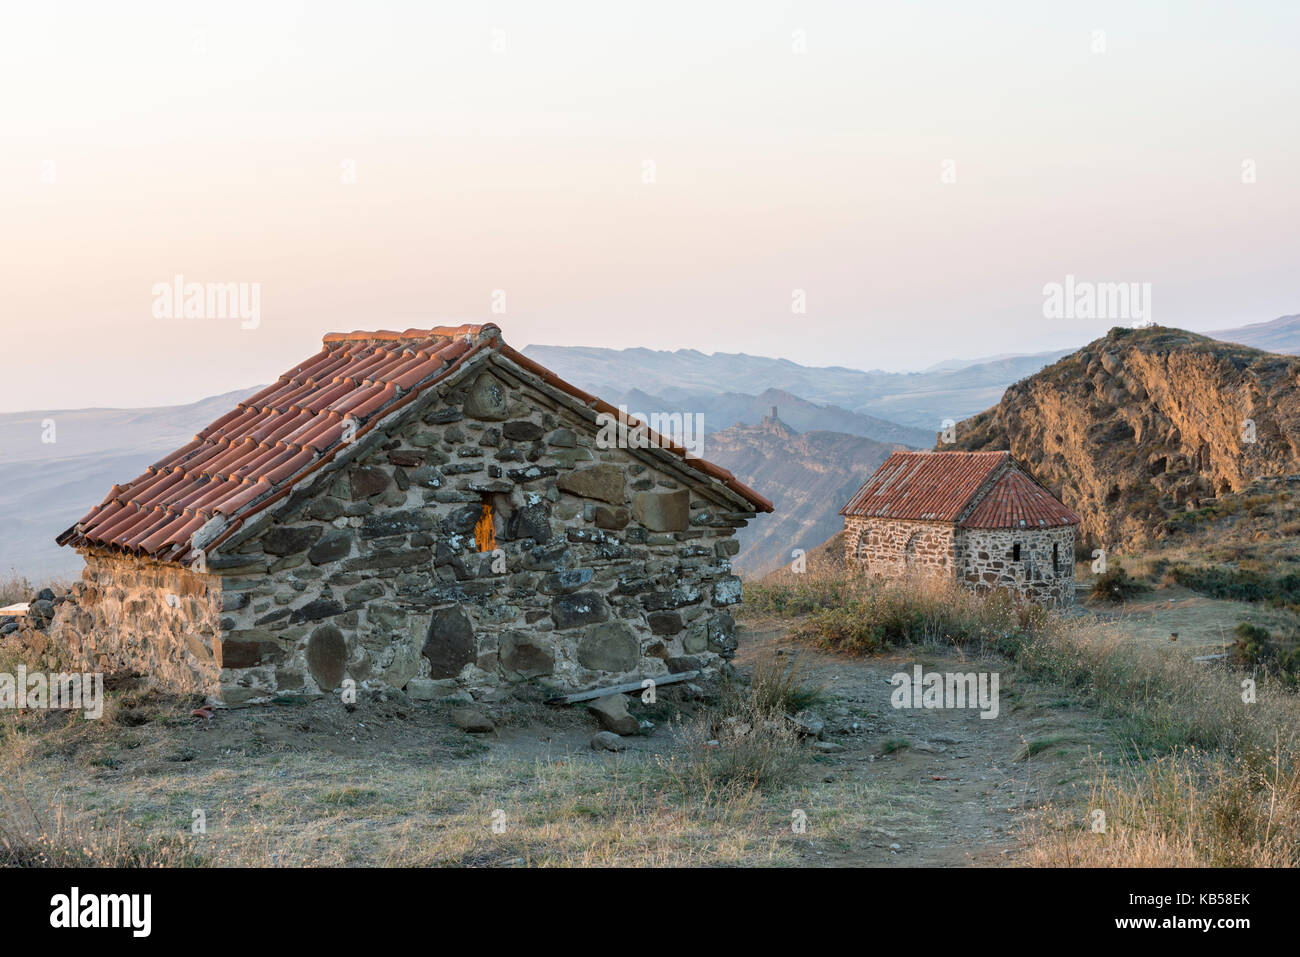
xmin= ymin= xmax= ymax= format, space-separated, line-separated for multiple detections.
xmin=474 ymin=495 xmax=496 ymax=552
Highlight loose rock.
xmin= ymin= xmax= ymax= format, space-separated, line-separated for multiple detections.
xmin=588 ymin=694 xmax=639 ymax=735
xmin=450 ymin=707 xmax=495 ymax=733
xmin=590 ymin=731 xmax=626 ymax=752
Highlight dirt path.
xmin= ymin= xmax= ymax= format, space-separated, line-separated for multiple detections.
xmin=735 ymin=623 xmax=1106 ymax=867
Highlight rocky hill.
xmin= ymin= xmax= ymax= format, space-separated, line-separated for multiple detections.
xmin=948 ymin=326 xmax=1300 ymax=550
xmin=704 ymin=412 xmax=902 ymax=575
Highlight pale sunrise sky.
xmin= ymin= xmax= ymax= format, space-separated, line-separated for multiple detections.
xmin=2 ymin=0 xmax=1298 ymax=412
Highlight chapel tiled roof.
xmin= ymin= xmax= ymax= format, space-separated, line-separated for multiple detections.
xmin=839 ymin=450 xmax=1078 ymax=528
xmin=840 ymin=450 xmax=1012 ymax=522
xmin=958 ymin=468 xmax=1081 ymax=529
xmin=57 ymin=324 xmax=772 ymax=565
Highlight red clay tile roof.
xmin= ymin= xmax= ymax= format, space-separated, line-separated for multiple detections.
xmin=57 ymin=325 xmax=772 ymax=565
xmin=840 ymin=451 xmax=1011 ymax=522
xmin=840 ymin=450 xmax=1078 ymax=527
xmin=958 ymin=468 xmax=1080 ymax=529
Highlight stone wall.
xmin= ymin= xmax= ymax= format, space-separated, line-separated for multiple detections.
xmin=843 ymin=515 xmax=1075 ymax=606
xmin=956 ymin=525 xmax=1075 ymax=606
xmin=843 ymin=516 xmax=955 ymax=578
xmin=203 ymin=356 xmax=753 ymax=705
xmin=36 ymin=551 xmax=222 ymax=693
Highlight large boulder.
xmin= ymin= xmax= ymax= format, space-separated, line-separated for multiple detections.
xmin=550 ymin=591 xmax=609 ymax=630
xmin=308 ymin=528 xmax=353 ymax=564
xmin=507 ymin=502 xmax=552 ymax=544
xmin=646 ymin=611 xmax=683 ymax=636
xmin=576 ymin=621 xmax=639 ymax=672
xmin=556 ymin=465 xmax=626 ymax=505
xmin=631 ymin=490 xmax=690 ymax=531
xmin=590 ymin=731 xmax=627 ymax=752
xmin=216 ymin=632 xmax=283 ymax=669
xmin=450 ymin=707 xmax=495 ymax=733
xmin=306 ymin=625 xmax=348 ymax=690
xmin=502 ymin=420 xmax=544 ymax=441
xmin=350 ymin=467 xmax=390 ymax=500
xmin=498 ymin=630 xmax=554 ymax=679
xmin=463 ymin=373 xmax=510 ymax=421
xmin=588 ymin=694 xmax=639 ymax=735
xmin=262 ymin=524 xmax=324 ymax=556
xmin=422 ymin=606 xmax=476 ymax=678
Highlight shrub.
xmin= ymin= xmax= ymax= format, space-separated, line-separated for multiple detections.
xmin=1171 ymin=565 xmax=1300 ymax=609
xmin=734 ymin=651 xmax=824 ymax=716
xmin=1089 ymin=564 xmax=1149 ymax=603
xmin=1232 ymin=621 xmax=1300 ymax=689
xmin=657 ymin=649 xmax=810 ymax=797
xmin=0 ymin=573 xmax=38 ymax=607
xmin=743 ymin=576 xmax=851 ymax=617
xmin=659 ymin=697 xmax=802 ymax=796
xmin=1023 ymin=748 xmax=1300 ymax=867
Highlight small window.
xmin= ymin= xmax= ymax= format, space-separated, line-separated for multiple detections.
xmin=1052 ymin=542 xmax=1059 ymax=574
xmin=1012 ymin=543 xmax=1021 ymax=562
xmin=474 ymin=495 xmax=496 ymax=552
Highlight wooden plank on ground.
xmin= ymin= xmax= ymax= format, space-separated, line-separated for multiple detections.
xmin=546 ymin=670 xmax=700 ymax=705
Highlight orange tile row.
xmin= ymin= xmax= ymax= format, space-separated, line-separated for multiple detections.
xmin=57 ymin=329 xmax=482 ymax=563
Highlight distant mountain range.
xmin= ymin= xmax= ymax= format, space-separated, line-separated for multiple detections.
xmin=0 ymin=390 xmax=256 ymax=579
xmin=593 ymin=386 xmax=934 ymax=448
xmin=1207 ymin=313 xmax=1300 ymax=354
xmin=522 ymin=343 xmax=1071 ymax=430
xmin=524 ymin=313 xmax=1300 ymax=430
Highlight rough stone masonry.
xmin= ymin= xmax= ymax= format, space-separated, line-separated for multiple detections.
xmin=29 ymin=327 xmax=771 ymax=706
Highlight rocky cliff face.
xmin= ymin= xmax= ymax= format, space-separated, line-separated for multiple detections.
xmin=706 ymin=413 xmax=902 ymax=575
xmin=949 ymin=326 xmax=1300 ymax=550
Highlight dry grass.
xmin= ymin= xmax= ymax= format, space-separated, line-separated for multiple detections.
xmin=381 ymin=757 xmax=790 ymax=867
xmin=1023 ymin=747 xmax=1300 ymax=867
xmin=751 ymin=565 xmax=1300 ymax=866
xmin=0 ymin=647 xmax=820 ymax=868
xmin=1005 ymin=616 xmax=1300 ymax=866
xmin=750 ymin=567 xmax=1046 ymax=654
xmin=0 ymin=572 xmax=68 ymax=606
xmin=732 ymin=650 xmax=825 ymax=717
xmin=7 ymin=558 xmax=1298 ymax=867
xmin=0 ymin=749 xmax=802 ymax=868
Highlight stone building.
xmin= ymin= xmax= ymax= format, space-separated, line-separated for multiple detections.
xmin=840 ymin=450 xmax=1079 ymax=605
xmin=39 ymin=324 xmax=772 ymax=706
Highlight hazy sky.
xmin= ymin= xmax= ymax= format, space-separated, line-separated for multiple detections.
xmin=2 ymin=0 xmax=1298 ymax=412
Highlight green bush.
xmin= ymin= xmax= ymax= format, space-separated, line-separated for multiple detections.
xmin=1172 ymin=565 xmax=1300 ymax=608
xmin=1232 ymin=621 xmax=1300 ymax=689
xmin=1090 ymin=564 xmax=1150 ymax=603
